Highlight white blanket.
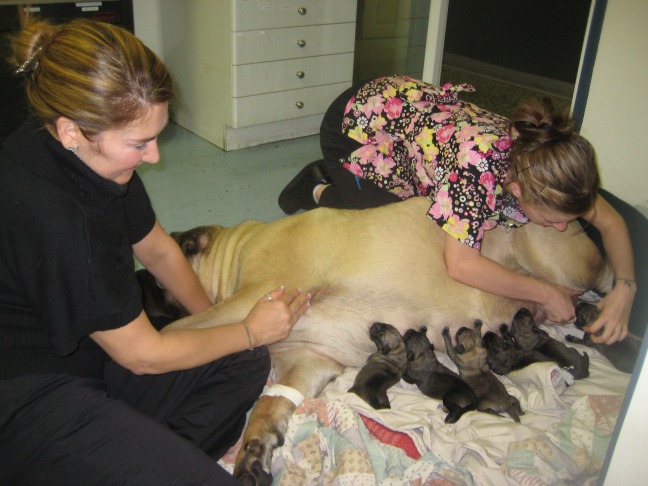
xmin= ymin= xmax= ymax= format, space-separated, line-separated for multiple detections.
xmin=219 ymin=324 xmax=631 ymax=485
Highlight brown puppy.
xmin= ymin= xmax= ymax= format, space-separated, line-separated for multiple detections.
xmin=483 ymin=324 xmax=553 ymax=375
xmin=348 ymin=322 xmax=407 ymax=409
xmin=402 ymin=327 xmax=477 ymax=423
xmin=564 ymin=302 xmax=641 ymax=373
xmin=511 ymin=308 xmax=589 ymax=379
xmin=442 ymin=321 xmax=523 ymax=422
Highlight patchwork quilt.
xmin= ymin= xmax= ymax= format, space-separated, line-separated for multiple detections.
xmin=219 ymin=323 xmax=630 ymax=485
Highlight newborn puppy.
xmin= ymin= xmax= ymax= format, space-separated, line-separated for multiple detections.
xmin=483 ymin=324 xmax=552 ymax=375
xmin=402 ymin=327 xmax=477 ymax=423
xmin=442 ymin=321 xmax=523 ymax=422
xmin=511 ymin=308 xmax=589 ymax=379
xmin=348 ymin=322 xmax=408 ymax=409
xmin=564 ymin=301 xmax=641 ymax=373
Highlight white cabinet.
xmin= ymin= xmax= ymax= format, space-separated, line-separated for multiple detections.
xmin=160 ymin=0 xmax=357 ymax=150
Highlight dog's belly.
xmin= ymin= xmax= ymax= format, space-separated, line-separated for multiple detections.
xmin=271 ymin=289 xmax=514 ymax=368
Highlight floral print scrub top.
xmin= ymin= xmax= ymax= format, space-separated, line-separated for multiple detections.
xmin=340 ymin=75 xmax=528 ymax=250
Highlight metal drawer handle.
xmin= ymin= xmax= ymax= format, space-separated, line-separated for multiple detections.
xmin=297 ymin=39 xmax=306 ymax=48
xmin=298 ymin=7 xmax=307 ymax=15
xmin=296 ymin=71 xmax=305 ymax=79
xmin=295 ymin=101 xmax=304 ymax=109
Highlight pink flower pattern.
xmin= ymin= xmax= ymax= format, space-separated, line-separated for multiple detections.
xmin=340 ymin=75 xmax=524 ymax=249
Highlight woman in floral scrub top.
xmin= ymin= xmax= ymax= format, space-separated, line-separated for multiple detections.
xmin=337 ymin=76 xmax=525 ymax=250
xmin=279 ymin=75 xmax=638 ymax=346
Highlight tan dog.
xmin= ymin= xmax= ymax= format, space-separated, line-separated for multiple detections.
xmin=151 ymin=197 xmax=611 ymax=484
xmin=511 ymin=307 xmax=590 ymax=379
xmin=348 ymin=322 xmax=407 ymax=409
xmin=402 ymin=327 xmax=477 ymax=423
xmin=566 ymin=301 xmax=641 ymax=373
xmin=442 ymin=321 xmax=524 ymax=422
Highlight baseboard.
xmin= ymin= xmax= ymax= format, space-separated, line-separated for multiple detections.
xmin=443 ymin=53 xmax=575 ymax=99
xmin=223 ymin=115 xmax=324 ymax=151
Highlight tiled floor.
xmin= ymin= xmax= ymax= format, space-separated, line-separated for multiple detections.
xmin=142 ymin=122 xmax=648 ymax=237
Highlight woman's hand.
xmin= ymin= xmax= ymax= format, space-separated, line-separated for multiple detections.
xmin=538 ymin=283 xmax=580 ymax=324
xmin=580 ymin=196 xmax=636 ymax=344
xmin=243 ymin=287 xmax=311 ymax=347
xmin=584 ymin=281 xmax=635 ymax=344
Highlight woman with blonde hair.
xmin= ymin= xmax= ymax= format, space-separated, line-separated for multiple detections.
xmin=0 ymin=17 xmax=310 ymax=485
xmin=280 ymin=75 xmax=641 ymax=345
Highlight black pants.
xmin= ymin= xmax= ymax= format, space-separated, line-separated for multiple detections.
xmin=317 ymin=83 xmax=648 ymax=337
xmin=0 ymin=347 xmax=270 ymax=485
xmin=318 ymin=83 xmax=402 ymax=209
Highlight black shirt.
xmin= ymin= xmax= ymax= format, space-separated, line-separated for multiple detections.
xmin=0 ymin=118 xmax=156 ymax=379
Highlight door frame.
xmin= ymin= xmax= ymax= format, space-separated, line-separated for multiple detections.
xmin=421 ymin=0 xmax=606 ymax=130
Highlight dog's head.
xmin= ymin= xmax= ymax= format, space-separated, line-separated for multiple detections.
xmin=370 ymin=322 xmax=405 ymax=355
xmin=575 ymin=301 xmax=601 ymax=333
xmin=482 ymin=330 xmax=510 ymax=355
xmin=136 ymin=269 xmax=188 ymax=322
xmin=453 ymin=326 xmax=481 ymax=354
xmin=403 ymin=327 xmax=435 ymax=363
xmin=510 ymin=307 xmax=542 ymax=349
xmin=135 ymin=226 xmax=224 ymax=324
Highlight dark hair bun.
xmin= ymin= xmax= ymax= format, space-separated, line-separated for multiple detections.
xmin=510 ymin=98 xmax=574 ymax=148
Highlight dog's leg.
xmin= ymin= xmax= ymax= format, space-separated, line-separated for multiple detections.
xmin=442 ymin=327 xmax=458 ymax=363
xmin=233 ymin=349 xmax=344 ymax=485
xmin=474 ymin=319 xmax=483 ymax=338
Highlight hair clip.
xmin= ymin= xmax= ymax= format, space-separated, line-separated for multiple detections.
xmin=516 ymin=166 xmax=531 ymax=174
xmin=538 ymin=184 xmax=547 ymax=194
xmin=16 ymin=47 xmax=42 ymax=75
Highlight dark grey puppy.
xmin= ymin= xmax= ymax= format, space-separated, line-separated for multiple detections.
xmin=511 ymin=308 xmax=589 ymax=379
xmin=483 ymin=324 xmax=553 ymax=375
xmin=564 ymin=301 xmax=641 ymax=374
xmin=442 ymin=321 xmax=523 ymax=422
xmin=402 ymin=327 xmax=477 ymax=424
xmin=348 ymin=322 xmax=408 ymax=409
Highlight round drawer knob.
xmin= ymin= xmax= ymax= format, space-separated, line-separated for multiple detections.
xmin=296 ymin=71 xmax=305 ymax=79
xmin=295 ymin=101 xmax=304 ymax=109
xmin=297 ymin=39 xmax=306 ymax=48
xmin=298 ymin=7 xmax=307 ymax=15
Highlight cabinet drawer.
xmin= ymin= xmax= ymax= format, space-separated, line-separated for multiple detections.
xmin=232 ymin=81 xmax=350 ymax=128
xmin=232 ymin=0 xmax=357 ymax=31
xmin=233 ymin=53 xmax=353 ymax=97
xmin=233 ymin=23 xmax=355 ymax=65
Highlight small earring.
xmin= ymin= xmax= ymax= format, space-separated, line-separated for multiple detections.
xmin=67 ymin=146 xmax=78 ymax=155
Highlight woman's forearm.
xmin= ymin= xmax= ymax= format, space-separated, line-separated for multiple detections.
xmin=443 ymin=233 xmax=576 ymax=322
xmin=133 ymin=222 xmax=212 ymax=314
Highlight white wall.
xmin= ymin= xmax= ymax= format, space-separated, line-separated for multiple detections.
xmin=580 ymin=0 xmax=648 ymax=206
xmin=133 ymin=0 xmax=164 ymax=59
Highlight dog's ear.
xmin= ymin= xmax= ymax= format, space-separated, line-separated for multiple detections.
xmin=179 ymin=233 xmax=202 ymax=256
xmin=172 ymin=227 xmax=212 ymax=257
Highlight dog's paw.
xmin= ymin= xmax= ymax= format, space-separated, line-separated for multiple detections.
xmin=442 ymin=326 xmax=450 ymax=335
